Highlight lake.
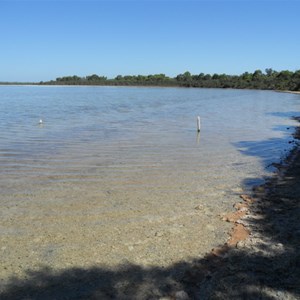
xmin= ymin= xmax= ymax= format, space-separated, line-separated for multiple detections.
xmin=0 ymin=86 xmax=299 ymax=277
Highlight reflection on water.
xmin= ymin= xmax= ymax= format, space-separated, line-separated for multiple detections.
xmin=196 ymin=131 xmax=201 ymax=145
xmin=0 ymin=86 xmax=299 ymax=273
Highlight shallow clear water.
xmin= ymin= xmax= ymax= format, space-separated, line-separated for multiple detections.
xmin=1 ymin=86 xmax=299 ymax=193
xmin=0 ymin=86 xmax=299 ymax=271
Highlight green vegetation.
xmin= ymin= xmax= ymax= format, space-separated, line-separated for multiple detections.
xmin=2 ymin=69 xmax=300 ymax=91
xmin=40 ymin=69 xmax=300 ymax=91
xmin=41 ymin=73 xmax=178 ymax=87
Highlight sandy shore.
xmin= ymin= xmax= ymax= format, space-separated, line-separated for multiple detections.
xmin=1 ymin=121 xmax=299 ymax=299
xmin=180 ymin=117 xmax=300 ymax=299
xmin=277 ymin=90 xmax=300 ymax=95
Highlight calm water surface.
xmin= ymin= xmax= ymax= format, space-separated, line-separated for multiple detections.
xmin=1 ymin=86 xmax=299 ymax=192
xmin=0 ymin=86 xmax=299 ymax=274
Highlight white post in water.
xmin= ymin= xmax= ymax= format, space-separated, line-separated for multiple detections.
xmin=197 ymin=116 xmax=201 ymax=132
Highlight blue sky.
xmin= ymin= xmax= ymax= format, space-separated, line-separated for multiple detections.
xmin=1 ymin=0 xmax=299 ymax=82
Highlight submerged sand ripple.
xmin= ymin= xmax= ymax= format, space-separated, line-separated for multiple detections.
xmin=1 ymin=176 xmax=234 ymax=283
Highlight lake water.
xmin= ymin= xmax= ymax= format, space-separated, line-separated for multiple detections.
xmin=0 ymin=86 xmax=299 ymax=277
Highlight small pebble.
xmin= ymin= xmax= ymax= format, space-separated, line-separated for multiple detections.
xmin=155 ymin=231 xmax=164 ymax=237
xmin=175 ymin=290 xmax=190 ymax=300
xmin=194 ymin=204 xmax=204 ymax=210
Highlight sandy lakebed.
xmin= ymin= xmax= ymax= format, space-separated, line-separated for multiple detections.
xmin=0 ymin=87 xmax=299 ymax=299
xmin=1 ymin=122 xmax=299 ymax=300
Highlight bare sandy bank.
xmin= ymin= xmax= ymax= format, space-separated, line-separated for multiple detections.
xmin=277 ymin=90 xmax=300 ymax=95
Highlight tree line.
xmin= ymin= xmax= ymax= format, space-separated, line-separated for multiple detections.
xmin=39 ymin=68 xmax=300 ymax=91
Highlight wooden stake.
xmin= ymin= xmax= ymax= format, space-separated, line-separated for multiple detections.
xmin=197 ymin=116 xmax=201 ymax=132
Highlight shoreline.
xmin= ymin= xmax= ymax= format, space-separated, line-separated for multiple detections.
xmin=276 ymin=90 xmax=300 ymax=95
xmin=179 ymin=117 xmax=300 ymax=298
xmin=1 ymin=83 xmax=300 ymax=95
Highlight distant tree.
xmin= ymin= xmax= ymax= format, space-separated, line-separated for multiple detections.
xmin=277 ymin=70 xmax=293 ymax=80
xmin=203 ymin=74 xmax=211 ymax=80
xmin=176 ymin=71 xmax=191 ymax=82
xmin=292 ymin=70 xmax=300 ymax=79
xmin=252 ymin=70 xmax=263 ymax=81
xmin=115 ymin=75 xmax=123 ymax=80
xmin=241 ymin=72 xmax=252 ymax=81
xmin=86 ymin=74 xmax=100 ymax=81
xmin=265 ymin=68 xmax=274 ymax=77
xmin=197 ymin=73 xmax=205 ymax=80
xmin=87 ymin=74 xmax=107 ymax=82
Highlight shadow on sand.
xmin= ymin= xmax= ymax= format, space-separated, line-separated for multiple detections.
xmin=1 ymin=122 xmax=300 ymax=300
